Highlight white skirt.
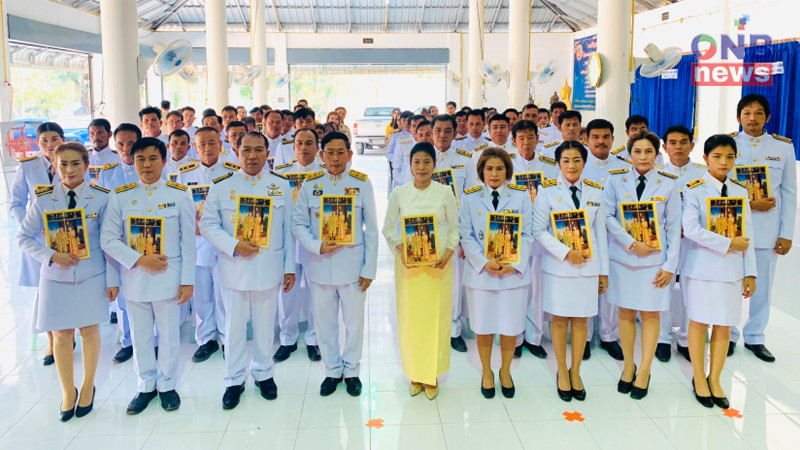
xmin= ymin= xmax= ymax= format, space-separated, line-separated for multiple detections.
xmin=466 ymin=286 xmax=528 ymax=335
xmin=608 ymin=261 xmax=671 ymax=312
xmin=37 ymin=272 xmax=108 ymax=332
xmin=542 ymin=273 xmax=598 ymax=318
xmin=684 ymin=276 xmax=742 ymax=326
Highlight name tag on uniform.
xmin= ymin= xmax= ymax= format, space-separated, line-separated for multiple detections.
xmin=86 ymin=213 xmax=98 ymax=218
xmin=765 ymin=156 xmax=781 ymax=161
xmin=451 ymin=165 xmax=464 ymax=169
xmin=345 ymin=187 xmax=360 ymax=195
xmin=650 ymin=196 xmax=666 ymax=201
xmin=501 ymin=209 xmax=519 ymax=214
xmin=158 ymin=202 xmax=176 ymax=209
xmin=268 ymin=190 xmax=283 ymax=196
xmin=586 ymin=201 xmax=600 ymax=206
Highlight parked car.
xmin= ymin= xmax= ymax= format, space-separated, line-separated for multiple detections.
xmin=352 ymin=106 xmax=396 ymax=155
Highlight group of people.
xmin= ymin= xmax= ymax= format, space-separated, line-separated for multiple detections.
xmin=9 ymin=92 xmax=795 ymax=423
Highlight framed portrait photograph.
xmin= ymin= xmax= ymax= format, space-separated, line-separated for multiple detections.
xmin=284 ymin=172 xmax=308 ymax=205
xmin=484 ymin=213 xmax=522 ymax=265
xmin=513 ymin=171 xmax=544 ymax=204
xmin=320 ymin=195 xmax=355 ymax=245
xmin=401 ymin=214 xmax=438 ymax=267
xmin=234 ymin=195 xmax=273 ymax=248
xmin=189 ymin=185 xmax=210 ymax=229
xmin=706 ymin=197 xmax=746 ymax=239
xmin=127 ymin=216 xmax=164 ymax=256
xmin=87 ymin=166 xmax=104 ymax=185
xmin=734 ymin=165 xmax=770 ymax=201
xmin=432 ymin=168 xmax=460 ymax=207
xmin=619 ymin=201 xmax=661 ymax=251
xmin=550 ymin=209 xmax=593 ymax=259
xmin=43 ymin=208 xmax=90 ymax=260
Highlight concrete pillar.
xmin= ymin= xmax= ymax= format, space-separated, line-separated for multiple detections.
xmin=468 ymin=0 xmax=483 ymax=108
xmin=507 ymin=0 xmax=529 ymax=109
xmin=596 ymin=0 xmax=632 ymax=134
xmin=205 ymin=0 xmax=229 ymax=110
xmin=271 ymin=33 xmax=289 ymax=108
xmin=251 ymin=0 xmax=268 ymax=105
xmin=100 ymin=0 xmax=140 ymax=126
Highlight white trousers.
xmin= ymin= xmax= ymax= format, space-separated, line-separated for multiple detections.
xmin=309 ymin=281 xmax=366 ymax=378
xmin=192 ymin=264 xmax=224 ymax=345
xmin=127 ymin=298 xmax=181 ymax=392
xmin=587 ymin=292 xmax=618 ymax=343
xmin=278 ymin=264 xmax=317 ymax=346
xmin=659 ymin=276 xmax=689 ymax=346
xmin=519 ymin=255 xmax=546 ymax=346
xmin=222 ymin=286 xmax=279 ymax=387
xmin=731 ymin=249 xmax=778 ymax=345
xmin=451 ymin=256 xmax=468 ymax=337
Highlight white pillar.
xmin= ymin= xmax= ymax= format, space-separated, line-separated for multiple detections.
xmin=596 ymin=0 xmax=631 ymax=134
xmin=507 ymin=0 xmax=529 ymax=109
xmin=100 ymin=0 xmax=140 ymax=126
xmin=468 ymin=0 xmax=484 ymax=108
xmin=271 ymin=33 xmax=289 ymax=108
xmin=205 ymin=0 xmax=229 ymax=110
xmin=251 ymin=0 xmax=268 ymax=105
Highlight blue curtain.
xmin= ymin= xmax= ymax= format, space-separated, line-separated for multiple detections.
xmin=743 ymin=41 xmax=800 ymax=160
xmin=629 ymin=54 xmax=697 ymax=138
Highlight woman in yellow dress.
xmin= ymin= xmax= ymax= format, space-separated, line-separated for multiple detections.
xmin=384 ymin=108 xmax=401 ymax=146
xmin=383 ymin=142 xmax=458 ymax=400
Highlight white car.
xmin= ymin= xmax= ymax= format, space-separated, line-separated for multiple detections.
xmin=352 ymin=106 xmax=396 ymax=154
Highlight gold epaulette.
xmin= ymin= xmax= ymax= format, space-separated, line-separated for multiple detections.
xmin=179 ymin=162 xmax=199 ymax=173
xmin=223 ymin=161 xmax=241 ymax=171
xmin=213 ymin=172 xmax=233 ymax=184
xmin=19 ymin=155 xmax=39 ymax=163
xmin=102 ymin=162 xmax=119 ymax=170
xmin=306 ymin=171 xmax=325 ymax=181
xmin=473 ymin=143 xmax=488 ymax=152
xmin=274 ymin=163 xmax=292 ymax=170
xmin=541 ymin=179 xmax=558 ymax=188
xmin=35 ymin=184 xmax=54 ymax=196
xmin=544 ymin=141 xmax=559 ymax=148
xmin=115 ymin=182 xmax=137 ymax=193
xmin=773 ymin=133 xmax=792 ymax=144
xmin=349 ymin=169 xmax=368 ymax=181
xmin=609 ymin=168 xmax=629 ymax=175
xmin=658 ymin=170 xmax=678 ymax=179
xmin=617 ymin=156 xmax=633 ymax=164
xmin=694 ymin=163 xmax=708 ymax=169
xmin=731 ymin=178 xmax=747 ymax=189
xmin=539 ymin=155 xmax=556 ymax=165
xmin=464 ymin=185 xmax=482 ymax=195
xmin=166 ymin=180 xmax=187 ymax=191
xmin=611 ymin=146 xmax=625 ymax=155
xmin=271 ymin=171 xmax=287 ymax=179
xmin=728 ymin=131 xmax=739 ymax=137
xmin=584 ymin=179 xmax=603 ymax=190
xmin=508 ymin=183 xmax=526 ymax=191
xmin=509 ymin=153 xmax=516 ymax=159
xmin=456 ymin=148 xmax=473 ymax=158
xmin=686 ymin=178 xmax=704 ymax=189
xmin=90 ymin=184 xmax=110 ymax=193
xmin=454 ymin=135 xmax=467 ymax=141
xmin=655 ymin=163 xmax=665 ymax=169
xmin=282 ymin=139 xmax=294 ymax=145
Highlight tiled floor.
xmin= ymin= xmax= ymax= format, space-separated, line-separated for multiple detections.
xmin=0 ymin=154 xmax=799 ymax=449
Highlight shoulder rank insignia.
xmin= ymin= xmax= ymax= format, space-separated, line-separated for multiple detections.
xmin=282 ymin=139 xmax=294 ymax=145
xmin=222 ymin=161 xmax=241 ymax=171
xmin=454 ymin=135 xmax=467 ymax=141
xmin=541 ymin=179 xmax=558 ymax=188
xmin=544 ymin=141 xmax=559 ymax=148
xmin=686 ymin=178 xmax=705 ymax=189
xmin=509 ymin=153 xmax=516 ymax=159
xmin=658 ymin=170 xmax=678 ymax=179
xmin=166 ymin=180 xmax=187 ymax=191
xmin=102 ymin=162 xmax=119 ymax=170
xmin=584 ymin=179 xmax=604 ymax=190
xmin=539 ymin=155 xmax=556 ymax=165
xmin=90 ymin=184 xmax=110 ymax=193
xmin=694 ymin=163 xmax=708 ymax=169
xmin=609 ymin=168 xmax=629 ymax=175
xmin=655 ymin=163 xmax=665 ymax=169
xmin=179 ymin=162 xmax=199 ymax=173
xmin=306 ymin=171 xmax=325 ymax=181
xmin=19 ymin=154 xmax=39 ymax=163
xmin=464 ymin=185 xmax=482 ymax=195
xmin=115 ymin=182 xmax=137 ymax=193
xmin=773 ymin=133 xmax=792 ymax=144
xmin=348 ymin=169 xmax=368 ymax=181
xmin=730 ymin=178 xmax=747 ymax=189
xmin=274 ymin=163 xmax=292 ymax=170
xmin=616 ymin=156 xmax=633 ymax=164
xmin=271 ymin=171 xmax=287 ymax=179
xmin=35 ymin=184 xmax=54 ymax=196
xmin=456 ymin=148 xmax=473 ymax=158
xmin=728 ymin=131 xmax=739 ymax=137
xmin=212 ymin=172 xmax=233 ymax=184
xmin=508 ymin=183 xmax=526 ymax=192
xmin=611 ymin=146 xmax=625 ymax=155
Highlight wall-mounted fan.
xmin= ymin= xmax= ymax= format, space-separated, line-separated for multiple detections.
xmin=479 ymin=61 xmax=509 ymax=87
xmin=637 ymin=43 xmax=682 ymax=78
xmin=535 ymin=59 xmax=559 ymax=84
xmin=136 ymin=39 xmax=193 ymax=84
xmin=275 ymin=73 xmax=290 ymax=88
xmin=232 ymin=64 xmax=263 ymax=85
xmin=178 ymin=63 xmax=199 ymax=84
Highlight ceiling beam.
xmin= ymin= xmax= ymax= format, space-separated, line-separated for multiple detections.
xmin=148 ymin=0 xmax=192 ymax=31
xmin=346 ymin=0 xmax=352 ymax=33
xmin=488 ymin=0 xmax=502 ymax=32
xmin=270 ymin=0 xmax=282 ymax=32
xmin=308 ymin=0 xmax=317 ymax=33
xmin=453 ymin=0 xmax=465 ymax=32
xmin=234 ymin=0 xmax=249 ymax=31
xmin=383 ymin=1 xmax=389 ymax=32
xmin=539 ymin=0 xmax=579 ymax=32
xmin=417 ymin=0 xmax=426 ymax=33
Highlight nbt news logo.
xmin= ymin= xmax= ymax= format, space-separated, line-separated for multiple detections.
xmin=691 ymin=15 xmax=774 ymax=86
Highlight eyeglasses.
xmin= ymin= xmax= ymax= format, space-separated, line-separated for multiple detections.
xmin=323 ymin=151 xmax=348 ymax=158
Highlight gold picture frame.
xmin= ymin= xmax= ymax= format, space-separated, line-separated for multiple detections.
xmin=401 ymin=214 xmax=438 ymax=267
xmin=127 ymin=216 xmax=164 ymax=256
xmin=320 ymin=195 xmax=355 ymax=245
xmin=619 ymin=201 xmax=662 ymax=251
xmin=234 ymin=195 xmax=273 ymax=248
xmin=706 ymin=197 xmax=746 ymax=239
xmin=484 ymin=212 xmax=522 ymax=265
xmin=734 ymin=165 xmax=770 ymax=201
xmin=43 ymin=208 xmax=90 ymax=260
xmin=550 ymin=209 xmax=593 ymax=259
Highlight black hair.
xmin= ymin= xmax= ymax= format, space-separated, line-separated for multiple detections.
xmin=626 ymin=131 xmax=661 ymax=154
xmin=625 ymin=114 xmax=649 ymax=130
xmin=502 ymin=108 xmax=519 ymax=116
xmin=169 ymin=129 xmax=190 ymax=142
xmin=558 ymin=110 xmax=582 ymax=126
xmin=521 ymin=103 xmax=538 ymax=112
xmin=511 ymin=120 xmax=538 ymax=138
xmin=243 ymin=116 xmax=256 ymax=127
xmin=88 ymin=118 xmax=111 ymax=133
xmin=226 ymin=120 xmax=247 ymax=133
xmin=662 ymin=125 xmax=694 ymax=143
xmin=454 ymin=110 xmax=467 ymax=119
xmin=431 ymin=114 xmax=456 ymax=130
xmin=399 ymin=111 xmax=414 ymax=120
xmin=409 ymin=142 xmax=436 ymax=165
xmin=139 ymin=106 xmax=161 ymax=121
xmin=265 ymin=110 xmax=283 ymax=121
xmin=550 ymin=101 xmax=567 ymax=113
xmin=488 ymin=114 xmax=510 ymax=126
xmin=160 ymin=100 xmax=171 ymax=110
xmin=446 ymin=101 xmax=457 ymax=108
xmin=181 ymin=106 xmax=195 ymax=113
xmin=131 ymin=137 xmax=167 ymax=159
xmin=280 ymin=109 xmax=293 ymax=118
xmin=736 ymin=93 xmax=770 ymax=118
xmin=249 ymin=106 xmax=261 ymax=114
xmin=113 ymin=123 xmax=142 ymax=140
xmin=703 ymin=134 xmax=737 ymax=156
xmin=194 ymin=126 xmax=220 ymax=136
xmin=538 ymin=108 xmax=550 ymax=115
xmin=466 ymin=109 xmax=485 ymax=121
xmin=237 ymin=131 xmax=269 ymax=150
xmin=294 ymin=127 xmax=320 ymax=146
xmin=202 ymin=115 xmax=222 ymax=126
xmin=321 ymin=131 xmax=350 ymax=150
xmin=202 ymin=108 xmax=217 ymax=117
xmin=166 ymin=110 xmax=182 ymax=120
xmin=293 ymin=107 xmax=316 ymax=122
xmin=221 ymin=105 xmax=237 ymax=114
xmin=415 ymin=119 xmax=431 ymax=130
xmin=585 ymin=118 xmax=614 ymax=136
xmin=555 ymin=141 xmax=588 ymax=163
xmin=37 ymin=122 xmax=65 ymax=139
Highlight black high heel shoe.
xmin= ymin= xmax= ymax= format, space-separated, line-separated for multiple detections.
xmin=707 ymin=377 xmax=729 ymax=409
xmin=556 ymin=370 xmax=572 ymax=402
xmin=569 ymin=369 xmax=586 ymax=401
xmin=59 ymin=388 xmax=78 ymax=422
xmin=630 ymin=374 xmax=651 ymax=400
xmin=75 ymin=386 xmax=96 ymax=418
xmin=692 ymin=379 xmax=714 ymax=408
xmin=500 ymin=371 xmax=515 ymax=399
xmin=480 ymin=371 xmax=495 ymax=399
xmin=617 ymin=364 xmax=637 ymax=394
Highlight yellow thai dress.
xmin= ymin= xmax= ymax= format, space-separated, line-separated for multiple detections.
xmin=382 ymin=181 xmax=459 ymax=385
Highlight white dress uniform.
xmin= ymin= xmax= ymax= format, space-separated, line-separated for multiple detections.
xmin=151 ymin=133 xmax=170 ymax=146
xmin=391 ymin=135 xmax=417 ymax=187
xmin=464 ymin=140 xmax=518 ymax=189
xmin=291 ymin=169 xmax=379 ymax=379
xmin=538 ymin=124 xmax=561 ymax=147
xmin=540 ymin=140 xmax=561 ymax=159
xmin=658 ymin=160 xmax=708 ymax=346
xmin=459 ymin=184 xmax=534 ymax=335
xmin=178 ymin=160 xmax=238 ymax=347
xmin=731 ymin=132 xmax=797 ymax=344
xmin=273 ymin=137 xmax=297 ymax=167
xmin=532 ymin=176 xmax=609 ymax=317
xmin=386 ymin=129 xmax=411 ymax=167
xmin=184 ymin=125 xmax=198 ymax=140
xmin=604 ymin=168 xmax=682 ymax=311
xmin=18 ymin=182 xmax=118 ymax=331
xmin=452 ymin=133 xmax=491 ymax=154
xmin=511 ymin=152 xmax=559 ymax=181
xmin=682 ymin=173 xmax=757 ymax=325
xmin=100 ymin=179 xmax=196 ymax=393
xmin=89 ymin=146 xmax=121 ymax=167
xmin=218 ymin=147 xmax=239 ymax=166
xmin=611 ymin=145 xmax=665 ymax=165
xmin=199 ymin=169 xmax=294 ymax=387
xmin=164 ymin=154 xmax=198 ymax=181
xmin=273 ymin=160 xmax=327 ymax=347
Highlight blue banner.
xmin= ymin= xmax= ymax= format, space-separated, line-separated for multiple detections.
xmin=572 ymin=35 xmax=597 ymax=111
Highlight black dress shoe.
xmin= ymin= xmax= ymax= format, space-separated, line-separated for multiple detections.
xmin=513 ymin=345 xmax=522 ymax=358
xmin=707 ymin=377 xmax=730 ymax=409
xmin=599 ymin=340 xmax=624 ymax=361
xmin=192 ymin=340 xmax=220 ymax=363
xmin=256 ymin=378 xmax=278 ymax=400
xmin=75 ymin=386 xmax=95 ymax=418
xmin=582 ymin=345 xmax=591 ymax=361
xmin=481 ymin=372 xmax=495 ymax=399
xmin=43 ymin=354 xmax=55 ymax=366
xmin=522 ymin=341 xmax=548 ymax=359
xmin=744 ymin=344 xmax=776 ymax=363
xmin=655 ymin=343 xmax=672 ymax=362
xmin=727 ymin=341 xmax=736 ymax=357
xmin=451 ymin=336 xmax=467 ymax=353
xmin=159 ymin=390 xmax=181 ymax=411
xmin=59 ymin=388 xmax=78 ymax=422
xmin=692 ymin=379 xmax=714 ymax=408
xmin=126 ymin=390 xmax=158 ymax=415
xmin=556 ymin=371 xmax=572 ymax=402
xmin=617 ymin=365 xmax=637 ymax=395
xmin=676 ymin=345 xmax=691 ymax=362
xmin=222 ymin=383 xmax=245 ymax=409
xmin=569 ymin=369 xmax=586 ymax=401
xmin=110 ymin=311 xmax=118 ymax=324
xmin=306 ymin=345 xmax=321 ymax=361
xmin=344 ymin=377 xmax=362 ymax=397
xmin=114 ymin=346 xmax=133 ymax=363
xmin=273 ymin=343 xmax=298 ymax=362
xmin=500 ymin=375 xmax=515 ymax=399
xmin=320 ymin=377 xmax=343 ymax=396
xmin=630 ymin=374 xmax=651 ymax=400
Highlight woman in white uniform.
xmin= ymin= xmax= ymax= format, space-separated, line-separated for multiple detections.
xmin=682 ymin=134 xmax=756 ymax=408
xmin=18 ymin=143 xmax=119 ymax=421
xmin=532 ymin=141 xmax=608 ymax=402
xmin=604 ymin=132 xmax=681 ymax=400
xmin=459 ymin=147 xmax=533 ymax=399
